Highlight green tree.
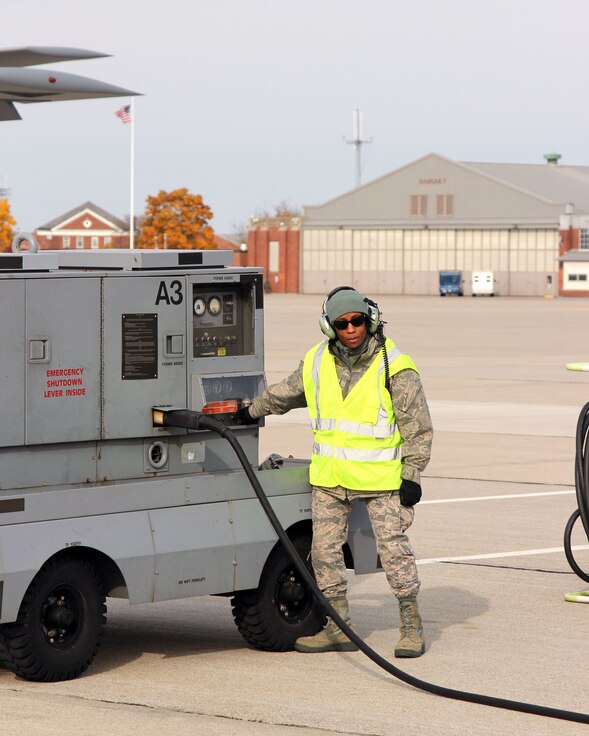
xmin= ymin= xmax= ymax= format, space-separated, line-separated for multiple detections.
xmin=137 ymin=188 xmax=215 ymax=250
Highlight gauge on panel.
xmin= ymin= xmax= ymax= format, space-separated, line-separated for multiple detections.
xmin=194 ymin=297 xmax=206 ymax=316
xmin=208 ymin=296 xmax=222 ymax=316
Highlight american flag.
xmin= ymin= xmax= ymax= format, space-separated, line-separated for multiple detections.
xmin=115 ymin=105 xmax=131 ymax=124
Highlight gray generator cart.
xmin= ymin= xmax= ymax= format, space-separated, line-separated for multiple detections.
xmin=0 ymin=249 xmax=379 ymax=682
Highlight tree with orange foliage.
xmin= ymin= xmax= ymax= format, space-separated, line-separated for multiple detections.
xmin=0 ymin=199 xmax=16 ymax=253
xmin=137 ymin=188 xmax=216 ymax=250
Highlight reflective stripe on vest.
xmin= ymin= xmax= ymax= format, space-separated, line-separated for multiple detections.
xmin=312 ymin=442 xmax=403 ymax=462
xmin=310 ymin=417 xmax=399 ymax=438
xmin=307 ymin=342 xmax=404 ymax=440
xmin=302 ymin=338 xmax=418 ymax=491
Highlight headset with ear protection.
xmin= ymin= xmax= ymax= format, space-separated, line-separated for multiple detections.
xmin=319 ymin=286 xmax=381 ymax=339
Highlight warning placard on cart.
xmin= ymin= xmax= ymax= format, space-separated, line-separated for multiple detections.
xmin=122 ymin=313 xmax=158 ymax=380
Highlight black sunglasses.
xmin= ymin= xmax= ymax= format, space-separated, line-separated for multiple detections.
xmin=332 ymin=314 xmax=366 ymax=330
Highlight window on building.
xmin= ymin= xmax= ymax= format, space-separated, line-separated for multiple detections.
xmin=76 ymin=236 xmax=84 ymax=249
xmin=269 ymin=241 xmax=280 ymax=272
xmin=104 ymin=236 xmax=111 ymax=246
xmin=580 ymin=230 xmax=589 ymax=249
xmin=91 ymin=236 xmax=99 ymax=249
xmin=410 ymin=195 xmax=428 ymax=216
xmin=436 ymin=194 xmax=454 ymax=216
xmin=62 ymin=236 xmax=71 ymax=249
xmin=566 ymin=270 xmax=589 ymax=285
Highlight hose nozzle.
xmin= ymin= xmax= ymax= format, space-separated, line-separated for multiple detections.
xmin=151 ymin=406 xmax=228 ymax=435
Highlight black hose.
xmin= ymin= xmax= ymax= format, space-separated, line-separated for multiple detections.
xmin=162 ymin=409 xmax=589 ymax=725
xmin=564 ymin=401 xmax=589 ymax=582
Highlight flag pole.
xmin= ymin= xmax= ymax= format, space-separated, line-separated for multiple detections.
xmin=129 ymin=98 xmax=135 ymax=250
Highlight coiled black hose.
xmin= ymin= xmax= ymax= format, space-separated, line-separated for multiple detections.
xmin=564 ymin=401 xmax=589 ymax=582
xmin=161 ymin=409 xmax=589 ymax=725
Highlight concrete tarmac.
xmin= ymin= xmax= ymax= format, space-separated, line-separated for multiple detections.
xmin=2 ymin=294 xmax=589 ymax=735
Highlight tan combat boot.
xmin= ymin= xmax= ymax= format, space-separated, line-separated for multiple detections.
xmin=294 ymin=598 xmax=358 ymax=653
xmin=395 ymin=597 xmax=425 ymax=658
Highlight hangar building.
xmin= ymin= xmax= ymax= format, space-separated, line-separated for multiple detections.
xmin=301 ymin=152 xmax=589 ymax=296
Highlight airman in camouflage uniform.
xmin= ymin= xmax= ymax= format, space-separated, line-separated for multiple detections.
xmin=241 ymin=288 xmax=433 ymax=657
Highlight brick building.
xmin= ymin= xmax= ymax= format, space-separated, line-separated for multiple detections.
xmin=245 ymin=216 xmax=301 ymax=293
xmin=34 ymin=202 xmax=130 ymax=250
xmin=558 ymin=205 xmax=589 ymax=296
xmin=214 ymin=233 xmax=248 ymax=267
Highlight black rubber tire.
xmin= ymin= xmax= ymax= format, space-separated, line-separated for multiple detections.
xmin=231 ymin=532 xmax=324 ymax=651
xmin=0 ymin=555 xmax=106 ymax=682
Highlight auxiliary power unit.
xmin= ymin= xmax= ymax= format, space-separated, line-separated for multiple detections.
xmin=0 ymin=248 xmax=378 ymax=681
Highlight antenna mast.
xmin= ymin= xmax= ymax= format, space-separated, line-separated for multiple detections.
xmin=344 ymin=109 xmax=372 ymax=188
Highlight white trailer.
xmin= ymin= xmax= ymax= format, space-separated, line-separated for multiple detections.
xmin=471 ymin=271 xmax=496 ymax=296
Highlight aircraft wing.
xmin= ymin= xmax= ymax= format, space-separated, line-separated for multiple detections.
xmin=0 ymin=68 xmax=138 ymax=103
xmin=0 ymin=47 xmax=110 ymax=67
xmin=0 ymin=46 xmax=139 ymax=120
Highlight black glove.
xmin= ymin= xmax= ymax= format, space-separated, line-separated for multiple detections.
xmin=399 ymin=479 xmax=422 ymax=507
xmin=235 ymin=405 xmax=258 ymax=425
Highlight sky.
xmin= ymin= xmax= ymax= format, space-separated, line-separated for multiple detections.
xmin=2 ymin=0 xmax=589 ymax=237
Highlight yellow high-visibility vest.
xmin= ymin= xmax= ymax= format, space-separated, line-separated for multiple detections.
xmin=302 ymin=338 xmax=417 ymax=491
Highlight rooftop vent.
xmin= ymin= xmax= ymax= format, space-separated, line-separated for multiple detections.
xmin=544 ymin=152 xmax=561 ymax=165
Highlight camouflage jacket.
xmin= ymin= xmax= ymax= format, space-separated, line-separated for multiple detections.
xmin=249 ymin=335 xmax=433 ymax=485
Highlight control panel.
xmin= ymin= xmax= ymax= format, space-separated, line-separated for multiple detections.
xmin=192 ymin=283 xmax=254 ymax=357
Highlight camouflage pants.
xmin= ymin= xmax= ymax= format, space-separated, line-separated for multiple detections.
xmin=311 ymin=487 xmax=420 ymax=601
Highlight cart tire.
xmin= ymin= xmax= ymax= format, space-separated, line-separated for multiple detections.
xmin=0 ymin=555 xmax=106 ymax=682
xmin=231 ymin=532 xmax=324 ymax=651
